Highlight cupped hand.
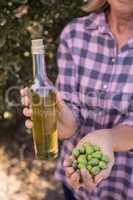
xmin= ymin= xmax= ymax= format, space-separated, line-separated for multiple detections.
xmin=64 ymin=156 xmax=95 ymax=191
xmin=64 ymin=129 xmax=115 ymax=191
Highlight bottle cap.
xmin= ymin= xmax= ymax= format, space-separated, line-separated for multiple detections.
xmin=31 ymin=39 xmax=44 ymax=54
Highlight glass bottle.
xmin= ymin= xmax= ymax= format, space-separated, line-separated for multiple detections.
xmin=30 ymin=39 xmax=58 ymax=160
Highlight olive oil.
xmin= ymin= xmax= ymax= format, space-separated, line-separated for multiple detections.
xmin=30 ymin=39 xmax=58 ymax=160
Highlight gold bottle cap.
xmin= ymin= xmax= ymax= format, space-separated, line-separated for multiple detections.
xmin=31 ymin=39 xmax=44 ymax=54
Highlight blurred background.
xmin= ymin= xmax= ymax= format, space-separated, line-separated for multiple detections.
xmin=0 ymin=0 xmax=87 ymax=199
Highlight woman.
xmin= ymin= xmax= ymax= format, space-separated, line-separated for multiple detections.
xmin=20 ymin=0 xmax=133 ymax=199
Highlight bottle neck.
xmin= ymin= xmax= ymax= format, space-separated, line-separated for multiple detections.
xmin=31 ymin=39 xmax=49 ymax=87
xmin=32 ymin=53 xmax=48 ymax=86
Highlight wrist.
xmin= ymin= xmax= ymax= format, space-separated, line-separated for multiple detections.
xmin=109 ymin=126 xmax=133 ymax=152
xmin=87 ymin=129 xmax=113 ymax=149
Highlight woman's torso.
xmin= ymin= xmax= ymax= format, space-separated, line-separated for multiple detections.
xmin=55 ymin=12 xmax=133 ymax=200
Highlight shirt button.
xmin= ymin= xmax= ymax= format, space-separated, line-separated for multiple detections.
xmin=96 ymin=108 xmax=103 ymax=116
xmin=103 ymin=84 xmax=108 ymax=89
xmin=98 ymin=26 xmax=105 ymax=33
xmin=98 ymin=111 xmax=103 ymax=116
xmin=111 ymin=58 xmax=116 ymax=63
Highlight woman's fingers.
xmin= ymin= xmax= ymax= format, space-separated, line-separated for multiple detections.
xmin=20 ymin=87 xmax=32 ymax=129
xmin=65 ymin=167 xmax=75 ymax=177
xmin=20 ymin=87 xmax=30 ymax=106
xmin=23 ymin=108 xmax=32 ymax=117
xmin=94 ymin=166 xmax=112 ymax=184
xmin=94 ymin=172 xmax=104 ymax=185
xmin=64 ymin=157 xmax=96 ymax=190
xmin=64 ymin=156 xmax=81 ymax=189
xmin=55 ymin=92 xmax=67 ymax=112
xmin=56 ymin=110 xmax=65 ymax=124
xmin=25 ymin=119 xmax=33 ymax=129
xmin=80 ymin=169 xmax=96 ymax=190
xmin=69 ymin=171 xmax=81 ymax=189
xmin=20 ymin=87 xmax=29 ymax=97
xmin=21 ymin=96 xmax=30 ymax=106
xmin=64 ymin=156 xmax=73 ymax=167
xmin=55 ymin=92 xmax=63 ymax=110
xmin=95 ymin=157 xmax=114 ymax=185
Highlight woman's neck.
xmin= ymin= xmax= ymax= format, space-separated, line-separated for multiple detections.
xmin=106 ymin=8 xmax=133 ymax=49
xmin=108 ymin=8 xmax=133 ymax=34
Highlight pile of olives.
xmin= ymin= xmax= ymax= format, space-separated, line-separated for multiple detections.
xmin=72 ymin=143 xmax=109 ymax=177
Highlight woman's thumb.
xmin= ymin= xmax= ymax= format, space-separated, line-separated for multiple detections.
xmin=56 ymin=92 xmax=66 ymax=111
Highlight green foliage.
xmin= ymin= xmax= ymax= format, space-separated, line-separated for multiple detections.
xmin=0 ymin=0 xmax=86 ymax=121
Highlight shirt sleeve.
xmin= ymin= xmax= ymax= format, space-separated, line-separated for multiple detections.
xmin=119 ymin=106 xmax=133 ymax=128
xmin=115 ymin=102 xmax=133 ymax=128
xmin=55 ymin=25 xmax=82 ymax=127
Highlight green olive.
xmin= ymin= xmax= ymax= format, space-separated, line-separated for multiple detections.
xmin=77 ymin=155 xmax=86 ymax=160
xmin=83 ymin=143 xmax=89 ymax=148
xmin=91 ymin=166 xmax=101 ymax=176
xmin=79 ymin=146 xmax=85 ymax=154
xmin=73 ymin=148 xmax=80 ymax=158
xmin=77 ymin=155 xmax=87 ymax=165
xmin=89 ymin=158 xmax=99 ymax=166
xmin=78 ymin=163 xmax=86 ymax=169
xmin=101 ymin=155 xmax=109 ymax=163
xmin=92 ymin=151 xmax=102 ymax=159
xmin=72 ymin=160 xmax=78 ymax=169
xmin=99 ymin=161 xmax=107 ymax=169
xmin=84 ymin=144 xmax=94 ymax=155
xmin=93 ymin=144 xmax=101 ymax=152
xmin=87 ymin=165 xmax=92 ymax=172
xmin=87 ymin=154 xmax=92 ymax=161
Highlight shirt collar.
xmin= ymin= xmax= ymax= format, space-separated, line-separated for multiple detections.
xmin=85 ymin=12 xmax=133 ymax=49
xmin=127 ymin=38 xmax=133 ymax=49
xmin=85 ymin=12 xmax=110 ymax=35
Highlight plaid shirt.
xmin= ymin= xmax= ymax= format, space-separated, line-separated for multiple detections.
xmin=55 ymin=12 xmax=133 ymax=200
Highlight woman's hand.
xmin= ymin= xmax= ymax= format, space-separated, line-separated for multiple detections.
xmin=64 ymin=129 xmax=115 ymax=191
xmin=20 ymin=87 xmax=77 ymax=139
xmin=64 ymin=156 xmax=96 ymax=191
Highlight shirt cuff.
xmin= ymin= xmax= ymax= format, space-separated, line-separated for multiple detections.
xmin=119 ymin=117 xmax=133 ymax=128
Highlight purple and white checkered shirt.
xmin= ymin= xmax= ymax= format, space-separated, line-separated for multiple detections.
xmin=55 ymin=12 xmax=133 ymax=200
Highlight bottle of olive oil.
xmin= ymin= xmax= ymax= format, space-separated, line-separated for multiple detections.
xmin=30 ymin=39 xmax=58 ymax=160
